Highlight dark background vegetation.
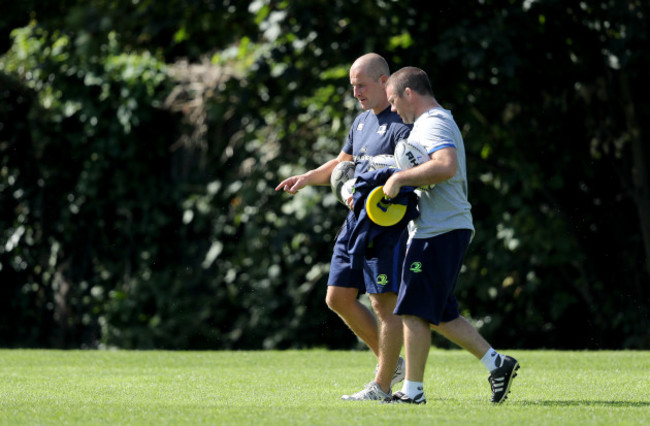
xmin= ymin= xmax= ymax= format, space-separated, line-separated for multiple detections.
xmin=1 ymin=0 xmax=648 ymax=350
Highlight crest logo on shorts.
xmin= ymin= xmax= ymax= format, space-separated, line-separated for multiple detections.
xmin=376 ymin=274 xmax=388 ymax=285
xmin=409 ymin=262 xmax=423 ymax=273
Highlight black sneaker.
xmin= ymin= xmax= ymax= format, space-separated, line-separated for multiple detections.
xmin=384 ymin=391 xmax=426 ymax=405
xmin=488 ymin=356 xmax=520 ymax=403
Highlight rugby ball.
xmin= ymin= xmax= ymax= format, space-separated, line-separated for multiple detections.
xmin=394 ymin=139 xmax=435 ymax=190
xmin=330 ymin=161 xmax=356 ymax=204
xmin=368 ymin=154 xmax=397 ymax=171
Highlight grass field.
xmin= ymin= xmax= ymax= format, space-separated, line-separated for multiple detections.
xmin=1 ymin=349 xmax=648 ymax=425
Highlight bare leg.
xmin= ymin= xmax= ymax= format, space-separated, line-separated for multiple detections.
xmin=402 ymin=314 xmax=431 ymax=382
xmin=430 ymin=315 xmax=491 ymax=359
xmin=326 ymin=286 xmax=379 ymax=356
xmin=369 ymin=292 xmax=402 ymax=393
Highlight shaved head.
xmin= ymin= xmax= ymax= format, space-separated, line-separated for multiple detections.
xmin=350 ymin=53 xmax=390 ymax=81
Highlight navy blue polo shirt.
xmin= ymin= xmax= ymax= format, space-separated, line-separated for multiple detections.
xmin=342 ymin=106 xmax=411 ymax=176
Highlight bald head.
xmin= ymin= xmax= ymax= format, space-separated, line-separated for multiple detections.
xmin=350 ymin=53 xmax=390 ymax=80
xmin=349 ymin=53 xmax=391 ymax=114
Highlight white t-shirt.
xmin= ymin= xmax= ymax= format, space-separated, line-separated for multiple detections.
xmin=408 ymin=107 xmax=475 ymax=239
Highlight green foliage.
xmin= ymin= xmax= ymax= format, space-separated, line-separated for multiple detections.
xmin=1 ymin=0 xmax=649 ymax=350
xmin=0 ymin=23 xmax=179 ymax=348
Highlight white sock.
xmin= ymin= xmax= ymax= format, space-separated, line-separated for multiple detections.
xmin=480 ymin=348 xmax=504 ymax=373
xmin=401 ymin=380 xmax=424 ymax=399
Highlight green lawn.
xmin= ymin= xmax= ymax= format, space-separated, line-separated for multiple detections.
xmin=0 ymin=349 xmax=648 ymax=425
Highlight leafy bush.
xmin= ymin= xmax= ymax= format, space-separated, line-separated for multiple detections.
xmin=1 ymin=0 xmax=648 ymax=350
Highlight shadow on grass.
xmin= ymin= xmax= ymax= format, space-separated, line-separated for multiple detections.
xmin=515 ymin=400 xmax=650 ymax=408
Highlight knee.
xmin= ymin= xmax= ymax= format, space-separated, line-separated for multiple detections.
xmin=403 ymin=314 xmax=428 ymax=329
xmin=325 ymin=289 xmax=354 ymax=314
xmin=369 ymin=294 xmax=398 ymax=321
xmin=325 ymin=292 xmax=338 ymax=311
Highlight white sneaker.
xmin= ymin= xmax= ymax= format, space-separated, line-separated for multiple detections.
xmin=373 ymin=356 xmax=406 ymax=387
xmin=341 ymin=382 xmax=391 ymax=401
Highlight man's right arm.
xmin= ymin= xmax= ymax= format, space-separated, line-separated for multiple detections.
xmin=275 ymin=151 xmax=354 ymax=194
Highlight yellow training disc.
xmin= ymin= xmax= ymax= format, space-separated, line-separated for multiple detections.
xmin=365 ymin=186 xmax=407 ymax=227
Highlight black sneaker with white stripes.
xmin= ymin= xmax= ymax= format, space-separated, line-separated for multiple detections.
xmin=384 ymin=391 xmax=426 ymax=405
xmin=488 ymin=356 xmax=519 ymax=403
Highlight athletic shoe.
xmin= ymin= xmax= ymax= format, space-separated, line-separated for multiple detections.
xmin=384 ymin=390 xmax=426 ymax=405
xmin=341 ymin=381 xmax=391 ymax=401
xmin=488 ymin=355 xmax=520 ymax=403
xmin=373 ymin=356 xmax=406 ymax=387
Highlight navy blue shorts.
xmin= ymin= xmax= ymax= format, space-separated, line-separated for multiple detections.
xmin=327 ymin=213 xmax=407 ymax=295
xmin=394 ymin=229 xmax=472 ymax=325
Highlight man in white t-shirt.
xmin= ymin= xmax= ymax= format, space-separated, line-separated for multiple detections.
xmin=382 ymin=66 xmax=519 ymax=404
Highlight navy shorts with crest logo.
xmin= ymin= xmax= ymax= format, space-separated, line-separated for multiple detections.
xmin=327 ymin=212 xmax=407 ymax=295
xmin=394 ymin=229 xmax=472 ymax=325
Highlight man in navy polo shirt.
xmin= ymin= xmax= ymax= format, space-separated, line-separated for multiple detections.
xmin=276 ymin=53 xmax=411 ymax=400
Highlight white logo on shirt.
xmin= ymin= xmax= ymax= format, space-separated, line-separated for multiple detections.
xmin=357 ymin=123 xmax=364 ymax=131
xmin=377 ymin=124 xmax=387 ymax=134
